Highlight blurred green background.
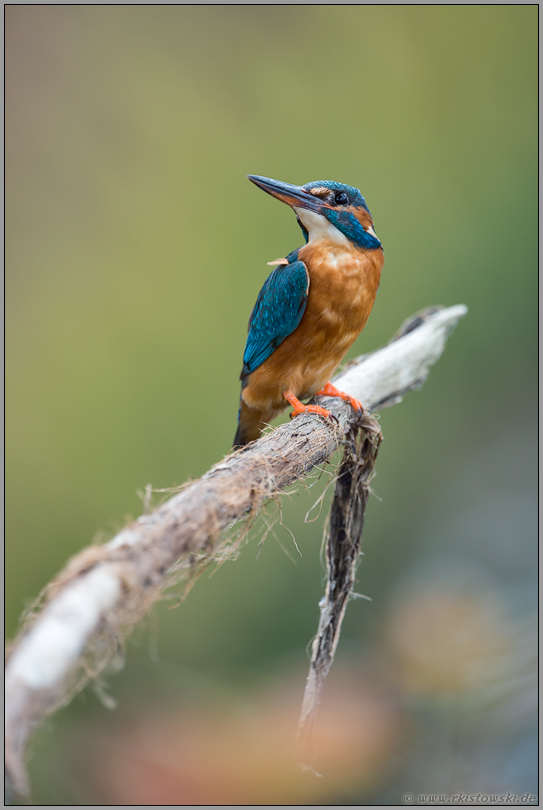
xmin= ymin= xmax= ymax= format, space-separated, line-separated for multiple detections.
xmin=6 ymin=6 xmax=537 ymax=805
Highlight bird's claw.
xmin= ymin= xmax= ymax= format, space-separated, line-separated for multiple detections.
xmin=316 ymin=383 xmax=364 ymax=414
xmin=289 ymin=403 xmax=335 ymax=421
xmin=284 ymin=391 xmax=339 ymax=425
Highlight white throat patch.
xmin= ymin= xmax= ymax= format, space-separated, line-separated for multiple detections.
xmin=294 ymin=207 xmax=351 ymax=246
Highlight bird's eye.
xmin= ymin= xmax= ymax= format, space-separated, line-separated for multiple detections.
xmin=334 ymin=192 xmax=349 ymax=205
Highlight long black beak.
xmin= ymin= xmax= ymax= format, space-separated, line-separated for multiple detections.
xmin=247 ymin=175 xmax=323 ymax=212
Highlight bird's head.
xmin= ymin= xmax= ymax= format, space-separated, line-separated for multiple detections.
xmin=248 ymin=175 xmax=381 ymax=250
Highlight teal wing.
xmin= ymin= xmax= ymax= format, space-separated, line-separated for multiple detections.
xmin=241 ymin=260 xmax=309 ymax=379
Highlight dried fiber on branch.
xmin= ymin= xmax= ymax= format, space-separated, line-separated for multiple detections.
xmin=5 ymin=304 xmax=467 ymax=802
xmin=298 ymin=412 xmax=382 ymax=769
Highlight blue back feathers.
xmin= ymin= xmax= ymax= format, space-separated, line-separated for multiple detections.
xmin=241 ymin=256 xmax=309 ymax=380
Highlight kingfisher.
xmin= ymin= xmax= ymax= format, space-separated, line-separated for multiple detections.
xmin=233 ymin=175 xmax=384 ymax=447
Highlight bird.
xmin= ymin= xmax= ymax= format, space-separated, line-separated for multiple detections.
xmin=233 ymin=175 xmax=384 ymax=448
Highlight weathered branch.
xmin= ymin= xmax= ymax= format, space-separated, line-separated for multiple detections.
xmin=5 ymin=304 xmax=467 ymax=801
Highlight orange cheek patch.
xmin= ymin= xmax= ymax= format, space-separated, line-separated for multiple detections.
xmin=347 ymin=206 xmax=374 ymax=231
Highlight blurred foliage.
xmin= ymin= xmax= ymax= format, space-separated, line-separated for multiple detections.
xmin=6 ymin=6 xmax=537 ymax=805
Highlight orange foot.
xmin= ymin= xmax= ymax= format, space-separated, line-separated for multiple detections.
xmin=284 ymin=391 xmax=336 ymax=422
xmin=315 ymin=382 xmax=363 ymax=414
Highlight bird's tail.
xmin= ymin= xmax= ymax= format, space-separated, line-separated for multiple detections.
xmin=233 ymin=399 xmax=273 ymax=448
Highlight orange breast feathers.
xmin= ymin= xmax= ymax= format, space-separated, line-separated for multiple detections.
xmin=242 ymin=238 xmax=384 ymax=416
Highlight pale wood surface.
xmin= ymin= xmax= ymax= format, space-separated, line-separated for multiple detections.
xmin=5 ymin=303 xmax=467 ymax=801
